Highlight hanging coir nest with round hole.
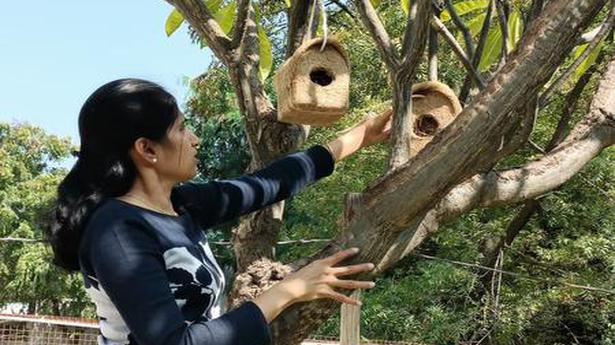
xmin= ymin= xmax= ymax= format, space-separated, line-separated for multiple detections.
xmin=374 ymin=81 xmax=462 ymax=156
xmin=409 ymin=81 xmax=462 ymax=156
xmin=274 ymin=37 xmax=350 ymax=126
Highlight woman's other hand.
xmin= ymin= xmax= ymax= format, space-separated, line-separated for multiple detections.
xmin=253 ymin=248 xmax=375 ymax=322
xmin=281 ymin=247 xmax=375 ymax=305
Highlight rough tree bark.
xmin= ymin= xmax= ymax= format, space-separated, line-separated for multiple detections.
xmin=165 ymin=0 xmax=613 ymax=344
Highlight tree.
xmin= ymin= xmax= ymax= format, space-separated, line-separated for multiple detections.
xmin=163 ymin=0 xmax=615 ymax=343
xmin=0 ymin=123 xmax=92 ymax=316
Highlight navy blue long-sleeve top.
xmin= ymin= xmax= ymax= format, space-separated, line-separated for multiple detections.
xmin=78 ymin=145 xmax=335 ymax=345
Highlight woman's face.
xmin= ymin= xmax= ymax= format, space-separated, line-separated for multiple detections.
xmin=156 ymin=113 xmax=200 ymax=182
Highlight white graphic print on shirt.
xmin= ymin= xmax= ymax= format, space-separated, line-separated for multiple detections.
xmin=85 ymin=240 xmax=226 ymax=344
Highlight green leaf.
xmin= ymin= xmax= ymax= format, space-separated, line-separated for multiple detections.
xmin=477 ymin=9 xmax=523 ymax=71
xmin=371 ymin=0 xmax=382 ymax=7
xmin=466 ymin=13 xmax=487 ymax=37
xmin=478 ymin=25 xmax=502 ymax=71
xmin=401 ymin=0 xmax=410 ymax=14
xmin=506 ymin=9 xmax=523 ymax=53
xmin=284 ymin=0 xmax=291 ymax=7
xmin=258 ymin=26 xmax=273 ymax=81
xmin=206 ymin=0 xmax=225 ymax=12
xmin=165 ymin=9 xmax=184 ymax=37
xmin=165 ymin=0 xmax=223 ymax=38
xmin=567 ymin=40 xmax=605 ymax=88
xmin=215 ymin=1 xmax=237 ymax=34
xmin=441 ymin=0 xmax=489 ymax=22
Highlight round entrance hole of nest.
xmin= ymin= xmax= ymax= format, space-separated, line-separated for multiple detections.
xmin=414 ymin=114 xmax=439 ymax=137
xmin=310 ymin=68 xmax=334 ymax=86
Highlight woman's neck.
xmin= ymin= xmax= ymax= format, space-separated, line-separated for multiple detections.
xmin=117 ymin=175 xmax=177 ymax=216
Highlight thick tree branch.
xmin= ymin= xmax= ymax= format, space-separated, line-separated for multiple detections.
xmin=165 ymin=0 xmax=232 ymax=62
xmin=355 ymin=0 xmax=399 ymax=69
xmin=389 ymin=0 xmax=431 ymax=169
xmin=401 ymin=0 xmax=431 ymax=60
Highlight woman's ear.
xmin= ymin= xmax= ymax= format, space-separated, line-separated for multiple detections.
xmin=132 ymin=137 xmax=158 ymax=165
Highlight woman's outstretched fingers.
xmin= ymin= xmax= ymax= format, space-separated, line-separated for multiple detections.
xmin=330 ymin=279 xmax=376 ymax=290
xmin=332 ymin=263 xmax=375 ymax=277
xmin=327 ymin=291 xmax=362 ymax=306
xmin=325 ymin=247 xmax=360 ymax=265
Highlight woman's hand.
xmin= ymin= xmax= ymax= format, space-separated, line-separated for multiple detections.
xmin=281 ymin=247 xmax=375 ymax=305
xmin=325 ymin=111 xmax=393 ymax=162
xmin=252 ymin=248 xmax=375 ymax=322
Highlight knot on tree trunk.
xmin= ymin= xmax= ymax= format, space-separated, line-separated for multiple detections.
xmin=229 ymin=258 xmax=293 ymax=308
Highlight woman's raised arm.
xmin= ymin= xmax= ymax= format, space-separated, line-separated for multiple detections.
xmin=171 ymin=111 xmax=392 ymax=229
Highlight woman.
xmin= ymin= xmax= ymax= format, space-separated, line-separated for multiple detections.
xmin=46 ymin=78 xmax=391 ymax=345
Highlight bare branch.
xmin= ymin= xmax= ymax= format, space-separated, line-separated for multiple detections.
xmin=428 ymin=27 xmax=439 ymax=81
xmin=165 ymin=0 xmax=232 ymax=62
xmin=460 ymin=0 xmax=494 ymax=101
xmin=495 ymin=0 xmax=509 ymax=67
xmin=230 ymin=0 xmax=251 ymax=50
xmin=431 ymin=16 xmax=487 ymax=88
xmin=328 ymin=0 xmax=356 ymax=20
xmin=286 ymin=0 xmax=319 ymax=57
xmin=482 ymin=200 xmax=540 ymax=267
xmin=540 ymin=9 xmax=615 ymax=106
xmin=355 ymin=0 xmax=399 ymax=69
xmin=445 ymin=0 xmax=474 ymax=56
xmin=547 ymin=61 xmax=598 ymax=149
xmin=414 ymin=252 xmax=615 ymax=294
xmin=578 ymin=24 xmax=607 ymax=45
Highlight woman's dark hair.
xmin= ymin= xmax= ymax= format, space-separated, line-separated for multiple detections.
xmin=46 ymin=78 xmax=180 ymax=271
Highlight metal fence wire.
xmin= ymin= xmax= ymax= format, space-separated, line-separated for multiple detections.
xmin=0 ymin=314 xmax=98 ymax=345
xmin=0 ymin=314 xmax=420 ymax=345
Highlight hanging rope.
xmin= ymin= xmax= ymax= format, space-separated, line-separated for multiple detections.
xmin=319 ymin=0 xmax=329 ymax=52
xmin=305 ymin=0 xmax=329 ymax=51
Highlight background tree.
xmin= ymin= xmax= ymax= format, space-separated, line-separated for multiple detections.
xmin=164 ymin=0 xmax=615 ymax=343
xmin=0 ymin=123 xmax=92 ymax=317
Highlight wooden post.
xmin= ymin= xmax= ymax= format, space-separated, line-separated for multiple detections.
xmin=340 ymin=290 xmax=361 ymax=345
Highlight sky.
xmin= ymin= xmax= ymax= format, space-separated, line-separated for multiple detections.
xmin=0 ymin=1 xmax=212 ymax=146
